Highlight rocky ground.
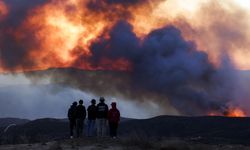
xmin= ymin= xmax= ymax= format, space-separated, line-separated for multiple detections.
xmin=1 ymin=137 xmax=250 ymax=150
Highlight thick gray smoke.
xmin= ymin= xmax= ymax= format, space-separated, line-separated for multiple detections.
xmin=87 ymin=21 xmax=237 ymax=115
xmin=30 ymin=21 xmax=237 ymax=115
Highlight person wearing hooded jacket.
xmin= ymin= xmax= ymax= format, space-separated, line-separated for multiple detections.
xmin=75 ymin=99 xmax=86 ymax=138
xmin=68 ymin=101 xmax=77 ymax=139
xmin=87 ymin=99 xmax=97 ymax=136
xmin=96 ymin=97 xmax=109 ymax=137
xmin=108 ymin=102 xmax=120 ymax=138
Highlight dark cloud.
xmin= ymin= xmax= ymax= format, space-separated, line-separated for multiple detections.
xmin=87 ymin=20 xmax=236 ymax=115
xmin=87 ymin=0 xmax=150 ymax=9
xmin=0 ymin=0 xmax=48 ymax=70
xmin=2 ymin=0 xmax=47 ymax=27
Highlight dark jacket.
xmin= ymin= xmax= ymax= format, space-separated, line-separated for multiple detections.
xmin=96 ymin=102 xmax=108 ymax=119
xmin=87 ymin=105 xmax=97 ymax=120
xmin=68 ymin=104 xmax=77 ymax=120
xmin=75 ymin=105 xmax=86 ymax=119
xmin=108 ymin=105 xmax=120 ymax=123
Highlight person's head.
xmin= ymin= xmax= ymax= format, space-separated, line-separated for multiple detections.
xmin=73 ymin=101 xmax=77 ymax=106
xmin=91 ymin=99 xmax=96 ymax=105
xmin=99 ymin=97 xmax=105 ymax=103
xmin=111 ymin=102 xmax=116 ymax=108
xmin=79 ymin=99 xmax=83 ymax=105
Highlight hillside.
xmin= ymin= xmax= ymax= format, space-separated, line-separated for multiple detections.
xmin=1 ymin=137 xmax=250 ymax=150
xmin=119 ymin=116 xmax=250 ymax=145
xmin=0 ymin=118 xmax=29 ymax=127
xmin=1 ymin=116 xmax=250 ymax=145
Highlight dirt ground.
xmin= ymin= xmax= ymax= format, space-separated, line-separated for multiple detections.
xmin=0 ymin=137 xmax=250 ymax=150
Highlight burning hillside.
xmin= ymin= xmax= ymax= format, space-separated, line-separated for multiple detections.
xmin=209 ymin=106 xmax=247 ymax=117
xmin=0 ymin=0 xmax=250 ymax=116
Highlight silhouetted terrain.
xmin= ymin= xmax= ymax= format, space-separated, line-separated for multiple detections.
xmin=120 ymin=116 xmax=250 ymax=145
xmin=1 ymin=116 xmax=250 ymax=145
xmin=0 ymin=118 xmax=29 ymax=127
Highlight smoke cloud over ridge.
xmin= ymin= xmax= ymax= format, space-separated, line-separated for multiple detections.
xmin=0 ymin=0 xmax=250 ymax=116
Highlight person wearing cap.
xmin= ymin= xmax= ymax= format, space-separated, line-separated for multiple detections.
xmin=75 ymin=99 xmax=86 ymax=138
xmin=108 ymin=102 xmax=120 ymax=138
xmin=68 ymin=101 xmax=77 ymax=139
xmin=87 ymin=99 xmax=97 ymax=136
xmin=96 ymin=97 xmax=109 ymax=137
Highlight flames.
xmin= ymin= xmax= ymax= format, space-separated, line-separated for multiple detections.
xmin=209 ymin=106 xmax=246 ymax=117
xmin=0 ymin=1 xmax=8 ymax=20
xmin=16 ymin=0 xmax=100 ymax=70
xmin=1 ymin=0 xmax=250 ymax=71
xmin=224 ymin=108 xmax=246 ymax=117
xmin=8 ymin=0 xmax=151 ymax=72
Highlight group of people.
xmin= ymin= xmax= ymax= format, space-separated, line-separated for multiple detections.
xmin=67 ymin=97 xmax=120 ymax=139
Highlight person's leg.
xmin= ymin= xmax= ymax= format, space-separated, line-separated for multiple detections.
xmin=73 ymin=119 xmax=76 ymax=137
xmin=92 ymin=120 xmax=96 ymax=136
xmin=70 ymin=120 xmax=74 ymax=137
xmin=102 ymin=119 xmax=108 ymax=137
xmin=82 ymin=119 xmax=85 ymax=136
xmin=76 ymin=119 xmax=78 ymax=138
xmin=76 ymin=119 xmax=80 ymax=138
xmin=111 ymin=122 xmax=116 ymax=137
xmin=79 ymin=119 xmax=83 ymax=137
xmin=90 ymin=120 xmax=95 ymax=136
xmin=109 ymin=122 xmax=113 ymax=137
xmin=96 ymin=119 xmax=101 ymax=137
xmin=99 ymin=119 xmax=103 ymax=137
xmin=87 ymin=120 xmax=89 ymax=136
xmin=87 ymin=120 xmax=91 ymax=137
xmin=114 ymin=122 xmax=118 ymax=137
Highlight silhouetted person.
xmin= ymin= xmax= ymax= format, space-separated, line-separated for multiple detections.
xmin=108 ymin=102 xmax=120 ymax=138
xmin=87 ymin=99 xmax=97 ymax=137
xmin=76 ymin=99 xmax=86 ymax=138
xmin=96 ymin=97 xmax=108 ymax=137
xmin=68 ymin=101 xmax=77 ymax=139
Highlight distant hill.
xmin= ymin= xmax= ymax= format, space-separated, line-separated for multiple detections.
xmin=0 ymin=118 xmax=67 ymax=144
xmin=0 ymin=117 xmax=133 ymax=144
xmin=0 ymin=118 xmax=30 ymax=127
xmin=120 ymin=116 xmax=250 ymax=144
xmin=1 ymin=116 xmax=250 ymax=145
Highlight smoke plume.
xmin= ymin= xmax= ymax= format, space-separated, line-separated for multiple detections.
xmin=0 ymin=0 xmax=249 ymax=116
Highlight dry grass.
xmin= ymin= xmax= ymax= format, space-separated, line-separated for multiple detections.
xmin=1 ymin=137 xmax=250 ymax=150
xmin=120 ymin=137 xmax=250 ymax=150
xmin=48 ymin=141 xmax=63 ymax=150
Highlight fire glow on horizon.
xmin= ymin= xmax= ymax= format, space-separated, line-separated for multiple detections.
xmin=209 ymin=107 xmax=247 ymax=117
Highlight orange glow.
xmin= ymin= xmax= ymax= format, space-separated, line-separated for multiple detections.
xmin=209 ymin=107 xmax=246 ymax=117
xmin=0 ymin=1 xmax=8 ymax=20
xmin=1 ymin=0 xmax=250 ymax=72
xmin=6 ymin=1 xmax=103 ymax=71
xmin=6 ymin=0 xmax=144 ymax=72
xmin=224 ymin=107 xmax=246 ymax=117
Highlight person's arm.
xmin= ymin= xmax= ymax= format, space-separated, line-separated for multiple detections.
xmin=83 ymin=106 xmax=86 ymax=120
xmin=96 ymin=105 xmax=99 ymax=118
xmin=107 ymin=110 xmax=111 ymax=121
xmin=67 ymin=108 xmax=71 ymax=120
xmin=105 ymin=105 xmax=109 ymax=118
xmin=118 ymin=110 xmax=120 ymax=122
